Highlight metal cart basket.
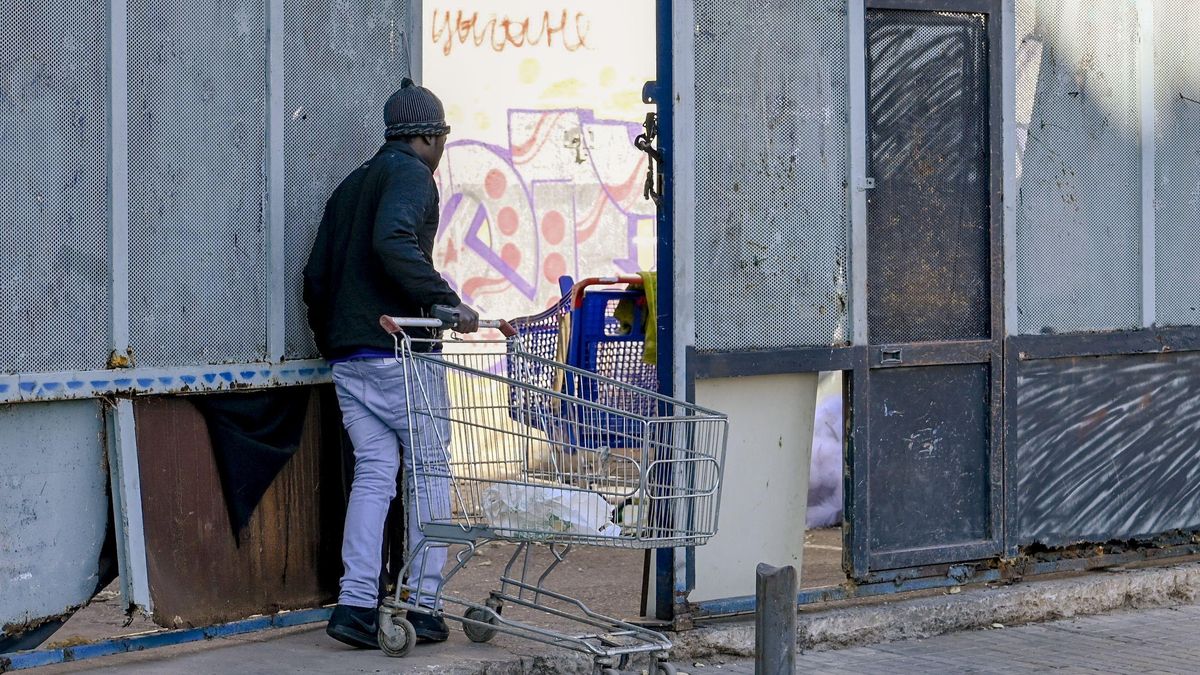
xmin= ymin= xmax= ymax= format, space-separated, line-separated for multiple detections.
xmin=373 ymin=311 xmax=728 ymax=675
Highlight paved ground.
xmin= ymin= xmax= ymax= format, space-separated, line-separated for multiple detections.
xmin=685 ymin=603 xmax=1200 ymax=674
xmin=28 ymin=598 xmax=1200 ymax=673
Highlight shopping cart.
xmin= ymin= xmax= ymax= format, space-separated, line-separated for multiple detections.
xmin=374 ymin=308 xmax=728 ymax=675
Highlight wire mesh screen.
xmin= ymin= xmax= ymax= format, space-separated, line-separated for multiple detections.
xmin=283 ymin=0 xmax=409 ymax=359
xmin=1014 ymin=0 xmax=1142 ymax=335
xmin=0 ymin=2 xmax=110 ymax=374
xmin=1154 ymin=0 xmax=1200 ymax=327
xmin=866 ymin=10 xmax=991 ymax=345
xmin=127 ymin=0 xmax=268 ymax=366
xmin=693 ymin=0 xmax=850 ymax=350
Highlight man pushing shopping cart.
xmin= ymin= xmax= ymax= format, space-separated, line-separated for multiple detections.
xmin=304 ymin=78 xmax=728 ymax=674
xmin=303 ymin=77 xmax=473 ymax=647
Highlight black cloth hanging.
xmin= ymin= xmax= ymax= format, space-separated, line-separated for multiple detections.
xmin=192 ymin=388 xmax=311 ymax=538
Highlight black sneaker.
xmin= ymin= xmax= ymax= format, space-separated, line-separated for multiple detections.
xmin=407 ymin=610 xmax=450 ymax=643
xmin=326 ymin=604 xmax=379 ymax=649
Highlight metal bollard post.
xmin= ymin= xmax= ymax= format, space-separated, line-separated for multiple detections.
xmin=755 ymin=563 xmax=797 ymax=675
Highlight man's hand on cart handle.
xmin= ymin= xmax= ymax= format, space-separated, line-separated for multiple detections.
xmin=378 ymin=308 xmax=517 ymax=338
xmin=433 ymin=303 xmax=479 ymax=333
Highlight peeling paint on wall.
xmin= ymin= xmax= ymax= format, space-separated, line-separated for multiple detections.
xmin=0 ymin=401 xmax=109 ymax=638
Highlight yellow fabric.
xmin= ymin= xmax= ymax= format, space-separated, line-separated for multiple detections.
xmin=552 ymin=312 xmax=571 ymax=392
xmin=639 ymin=271 xmax=657 ymax=365
xmin=613 ymin=272 xmax=657 ymax=365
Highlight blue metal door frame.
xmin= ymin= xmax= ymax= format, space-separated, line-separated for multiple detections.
xmin=652 ymin=0 xmax=678 ymax=622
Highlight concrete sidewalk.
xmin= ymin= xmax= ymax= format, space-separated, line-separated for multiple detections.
xmin=28 ymin=592 xmax=1200 ymax=674
xmin=20 ymin=560 xmax=1200 ymax=674
xmin=686 ymin=603 xmax=1200 ymax=674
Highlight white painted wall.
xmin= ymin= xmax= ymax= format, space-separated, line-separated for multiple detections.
xmin=691 ymin=373 xmax=817 ymax=602
xmin=0 ymin=401 xmax=109 ymax=631
xmin=421 ymin=1 xmax=657 ymax=323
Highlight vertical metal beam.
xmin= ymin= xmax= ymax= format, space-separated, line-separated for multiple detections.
xmin=109 ymin=0 xmax=150 ymax=613
xmin=407 ymin=0 xmax=423 ymax=83
xmin=672 ymin=1 xmax=696 ymax=417
xmin=108 ymin=399 xmax=153 ymax=612
xmin=264 ymin=0 xmax=286 ymax=362
xmin=650 ymin=0 xmax=677 ymax=623
xmin=109 ymin=0 xmax=130 ymax=362
xmin=1002 ymin=0 xmax=1018 ymax=337
xmin=848 ymin=0 xmax=869 ymax=346
xmin=672 ymin=0 xmax=698 ymax=623
xmin=1138 ymin=0 xmax=1156 ymax=328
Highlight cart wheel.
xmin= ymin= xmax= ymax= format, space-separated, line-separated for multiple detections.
xmin=378 ymin=614 xmax=416 ymax=658
xmin=654 ymin=661 xmax=678 ymax=675
xmin=462 ymin=607 xmax=499 ymax=643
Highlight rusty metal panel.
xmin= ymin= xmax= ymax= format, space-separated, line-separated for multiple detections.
xmin=283 ymin=0 xmax=408 ymax=359
xmin=1015 ymin=351 xmax=1200 ymax=547
xmin=846 ymin=2 xmax=1004 ymax=580
xmin=126 ymin=0 xmax=268 ymax=367
xmin=693 ymin=0 xmax=850 ymax=350
xmin=0 ymin=401 xmax=109 ymax=640
xmin=1153 ymin=0 xmax=1200 ymax=328
xmin=1014 ymin=0 xmax=1142 ymax=334
xmin=866 ymin=9 xmax=991 ymax=344
xmin=133 ymin=388 xmax=345 ymax=626
xmin=0 ymin=1 xmax=110 ymax=374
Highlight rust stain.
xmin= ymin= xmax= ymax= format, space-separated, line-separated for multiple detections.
xmin=107 ymin=349 xmax=133 ymax=369
xmin=2 ymin=606 xmax=78 ymax=639
xmin=133 ymin=389 xmax=344 ymax=627
xmin=44 ymin=635 xmax=91 ymax=649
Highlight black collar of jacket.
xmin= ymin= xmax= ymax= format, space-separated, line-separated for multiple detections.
xmin=381 ymin=138 xmax=433 ymax=170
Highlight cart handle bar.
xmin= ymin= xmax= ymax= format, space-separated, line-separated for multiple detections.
xmin=380 ymin=307 xmax=518 ymax=338
xmin=568 ymin=275 xmax=646 ymax=309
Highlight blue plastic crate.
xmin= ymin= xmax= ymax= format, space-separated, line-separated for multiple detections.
xmin=507 ymin=276 xmax=658 ymax=450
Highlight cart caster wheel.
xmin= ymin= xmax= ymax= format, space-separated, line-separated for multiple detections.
xmin=462 ymin=607 xmax=499 ymax=643
xmin=378 ymin=614 xmax=416 ymax=657
xmin=485 ymin=596 xmax=504 ymax=613
xmin=654 ymin=661 xmax=678 ymax=675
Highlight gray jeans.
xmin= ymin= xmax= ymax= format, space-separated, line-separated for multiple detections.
xmin=332 ymin=356 xmax=452 ymax=608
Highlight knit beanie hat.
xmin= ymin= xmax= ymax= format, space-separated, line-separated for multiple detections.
xmin=384 ymin=78 xmax=450 ymax=139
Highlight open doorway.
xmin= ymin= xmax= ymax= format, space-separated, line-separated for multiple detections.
xmin=424 ymin=1 xmax=658 ymax=321
xmin=421 ymin=0 xmax=658 ymax=621
xmin=804 ymin=371 xmax=847 ymax=589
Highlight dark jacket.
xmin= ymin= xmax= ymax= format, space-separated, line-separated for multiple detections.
xmin=303 ymin=141 xmax=460 ymax=357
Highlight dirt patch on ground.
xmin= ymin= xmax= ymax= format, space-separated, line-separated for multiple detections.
xmin=52 ymin=529 xmax=841 ymax=647
xmin=802 ymin=527 xmax=845 ymax=589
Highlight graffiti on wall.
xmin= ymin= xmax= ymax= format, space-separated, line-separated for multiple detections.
xmin=432 ymin=108 xmax=656 ymax=322
xmin=429 ymin=8 xmax=591 ymax=55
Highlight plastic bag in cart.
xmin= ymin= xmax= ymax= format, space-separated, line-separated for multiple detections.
xmin=482 ymin=483 xmax=621 ymax=538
